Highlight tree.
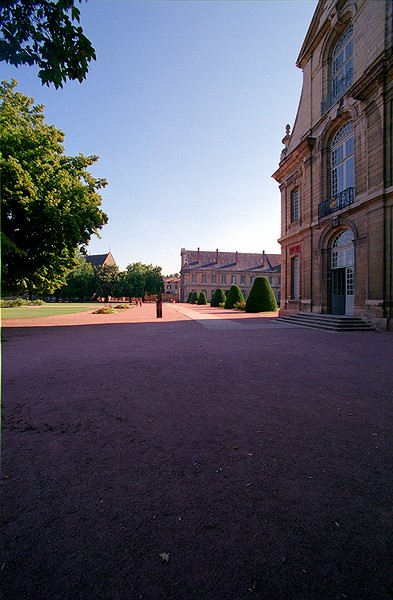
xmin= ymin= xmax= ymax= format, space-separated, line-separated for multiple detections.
xmin=123 ymin=262 xmax=163 ymax=300
xmin=245 ymin=276 xmax=278 ymax=313
xmin=1 ymin=80 xmax=108 ymax=296
xmin=211 ymin=288 xmax=226 ymax=307
xmin=224 ymin=285 xmax=244 ymax=309
xmin=94 ymin=264 xmax=119 ymax=303
xmin=197 ymin=291 xmax=207 ymax=305
xmin=0 ymin=1 xmax=96 ymax=88
xmin=56 ymin=252 xmax=95 ymax=300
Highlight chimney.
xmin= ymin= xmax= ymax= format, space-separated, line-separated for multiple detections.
xmin=216 ymin=248 xmax=219 ymax=263
xmin=235 ymin=251 xmax=238 ymax=264
xmin=197 ymin=247 xmax=200 ymax=263
xmin=262 ymin=250 xmax=265 ymax=267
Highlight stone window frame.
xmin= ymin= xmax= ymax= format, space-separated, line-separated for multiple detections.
xmin=321 ymin=13 xmax=354 ymax=115
xmin=321 ymin=115 xmax=356 ymax=204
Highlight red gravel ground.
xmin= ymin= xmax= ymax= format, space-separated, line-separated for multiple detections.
xmin=2 ymin=303 xmax=392 ymax=599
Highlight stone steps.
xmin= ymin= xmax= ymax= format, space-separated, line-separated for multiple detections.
xmin=276 ymin=313 xmax=376 ymax=332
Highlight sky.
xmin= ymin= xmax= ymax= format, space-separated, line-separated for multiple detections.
xmin=1 ymin=0 xmax=318 ymax=275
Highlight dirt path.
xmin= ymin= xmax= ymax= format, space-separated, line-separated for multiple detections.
xmin=2 ymin=305 xmax=392 ymax=599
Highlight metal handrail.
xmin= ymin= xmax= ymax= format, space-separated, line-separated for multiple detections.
xmin=318 ymin=187 xmax=355 ymax=219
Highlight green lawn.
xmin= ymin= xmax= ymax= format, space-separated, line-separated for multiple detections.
xmin=1 ymin=303 xmax=101 ymax=320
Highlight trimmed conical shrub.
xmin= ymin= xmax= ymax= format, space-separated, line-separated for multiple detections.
xmin=245 ymin=276 xmax=277 ymax=312
xmin=224 ymin=285 xmax=245 ymax=309
xmin=187 ymin=292 xmax=193 ymax=303
xmin=190 ymin=291 xmax=199 ymax=304
xmin=197 ymin=291 xmax=207 ymax=305
xmin=211 ymin=288 xmax=226 ymax=307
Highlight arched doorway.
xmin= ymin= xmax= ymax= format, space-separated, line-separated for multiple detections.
xmin=330 ymin=229 xmax=354 ymax=315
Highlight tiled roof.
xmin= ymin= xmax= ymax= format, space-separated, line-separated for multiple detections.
xmin=85 ymin=253 xmax=116 ymax=268
xmin=181 ymin=249 xmax=281 ymax=272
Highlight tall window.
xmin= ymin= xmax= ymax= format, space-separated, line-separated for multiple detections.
xmin=291 ymin=257 xmax=300 ymax=299
xmin=331 ymin=229 xmax=354 ymax=268
xmin=331 ymin=122 xmax=354 ymax=196
xmin=201 ymin=274 xmax=207 ymax=284
xmin=221 ymin=274 xmax=227 ymax=285
xmin=290 ymin=189 xmax=299 ymax=222
xmin=332 ymin=25 xmax=353 ymax=102
xmin=211 ymin=274 xmax=217 ymax=284
xmin=191 ymin=274 xmax=197 ymax=284
xmin=231 ymin=275 xmax=236 ymax=284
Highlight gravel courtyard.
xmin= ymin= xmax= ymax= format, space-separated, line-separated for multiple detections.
xmin=2 ymin=303 xmax=392 ymax=599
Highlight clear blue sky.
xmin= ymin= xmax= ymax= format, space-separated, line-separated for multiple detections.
xmin=2 ymin=0 xmax=317 ymax=275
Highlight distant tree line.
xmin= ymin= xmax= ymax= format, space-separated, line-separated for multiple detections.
xmin=55 ymin=257 xmax=163 ymax=302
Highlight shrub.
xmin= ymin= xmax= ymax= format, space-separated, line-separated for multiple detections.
xmin=187 ymin=292 xmax=193 ymax=303
xmin=245 ymin=276 xmax=278 ymax=313
xmin=1 ymin=298 xmax=45 ymax=307
xmin=225 ymin=285 xmax=245 ymax=309
xmin=93 ymin=307 xmax=117 ymax=314
xmin=233 ymin=300 xmax=246 ymax=310
xmin=211 ymin=288 xmax=226 ymax=307
xmin=189 ymin=291 xmax=199 ymax=304
xmin=197 ymin=291 xmax=207 ymax=305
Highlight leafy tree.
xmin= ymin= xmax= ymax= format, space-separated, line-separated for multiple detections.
xmin=0 ymin=80 xmax=108 ymax=296
xmin=123 ymin=262 xmax=163 ymax=300
xmin=56 ymin=253 xmax=95 ymax=300
xmin=211 ymin=288 xmax=226 ymax=307
xmin=245 ymin=276 xmax=278 ymax=313
xmin=224 ymin=285 xmax=244 ymax=309
xmin=197 ymin=291 xmax=207 ymax=305
xmin=0 ymin=1 xmax=96 ymax=88
xmin=94 ymin=264 xmax=119 ymax=303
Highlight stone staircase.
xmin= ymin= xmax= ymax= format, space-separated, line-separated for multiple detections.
xmin=277 ymin=313 xmax=376 ymax=332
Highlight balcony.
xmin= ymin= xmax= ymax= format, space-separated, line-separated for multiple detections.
xmin=318 ymin=187 xmax=355 ymax=219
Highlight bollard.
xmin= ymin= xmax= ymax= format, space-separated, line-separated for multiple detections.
xmin=156 ymin=297 xmax=163 ymax=318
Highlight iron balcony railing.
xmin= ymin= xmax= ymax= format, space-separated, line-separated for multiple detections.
xmin=318 ymin=187 xmax=355 ymax=219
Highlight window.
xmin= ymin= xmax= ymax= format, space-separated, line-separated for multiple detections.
xmin=250 ymin=276 xmax=254 ymax=284
xmin=290 ymin=189 xmax=299 ymax=222
xmin=231 ymin=275 xmax=236 ymax=284
xmin=332 ymin=26 xmax=353 ymax=103
xmin=221 ymin=274 xmax=227 ymax=285
xmin=291 ymin=257 xmax=300 ymax=299
xmin=191 ymin=274 xmax=197 ymax=284
xmin=269 ymin=277 xmax=273 ymax=284
xmin=331 ymin=229 xmax=354 ymax=268
xmin=201 ymin=274 xmax=207 ymax=284
xmin=240 ymin=275 xmax=246 ymax=285
xmin=211 ymin=274 xmax=217 ymax=284
xmin=331 ymin=122 xmax=354 ymax=196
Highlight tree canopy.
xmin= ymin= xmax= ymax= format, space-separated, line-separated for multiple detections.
xmin=0 ymin=0 xmax=96 ymax=88
xmin=1 ymin=80 xmax=108 ymax=296
xmin=122 ymin=263 xmax=163 ymax=299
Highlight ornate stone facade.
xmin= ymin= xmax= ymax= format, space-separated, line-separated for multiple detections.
xmin=273 ymin=0 xmax=393 ymax=330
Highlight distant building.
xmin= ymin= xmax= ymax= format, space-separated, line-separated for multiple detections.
xmin=85 ymin=252 xmax=117 ymax=269
xmin=163 ymin=276 xmax=181 ymax=301
xmin=272 ymin=0 xmax=392 ymax=330
xmin=180 ymin=248 xmax=281 ymax=303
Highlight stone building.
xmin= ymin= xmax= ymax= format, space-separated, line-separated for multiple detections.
xmin=180 ymin=248 xmax=281 ymax=303
xmin=272 ymin=0 xmax=392 ymax=330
